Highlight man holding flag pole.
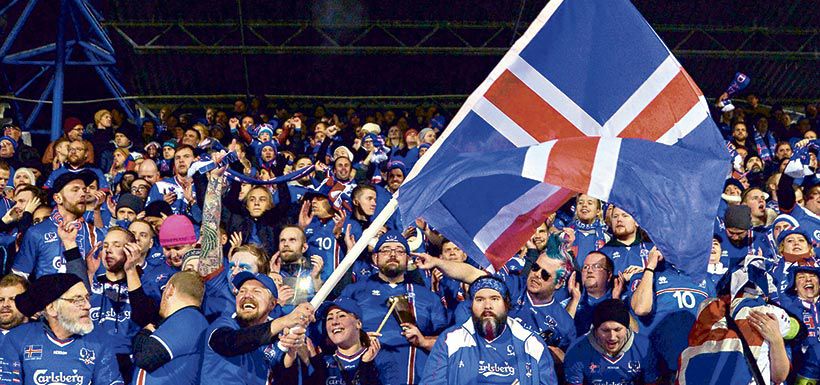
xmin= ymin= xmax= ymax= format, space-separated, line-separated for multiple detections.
xmin=307 ymin=0 xmax=729 ymax=383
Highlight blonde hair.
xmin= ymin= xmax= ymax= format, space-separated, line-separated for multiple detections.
xmin=94 ymin=109 xmax=111 ymax=125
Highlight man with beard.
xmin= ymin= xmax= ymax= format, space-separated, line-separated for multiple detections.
xmin=717 ymin=204 xmax=770 ymax=269
xmin=130 ymin=271 xmax=208 ymax=385
xmin=417 ymin=246 xmax=576 ymax=357
xmin=598 ymin=207 xmax=654 ymax=275
xmin=201 ymin=272 xmax=314 ymax=385
xmin=64 ymin=226 xmax=143 ymax=381
xmin=43 ymin=140 xmax=109 ymax=192
xmin=41 ymin=117 xmax=94 ymax=166
xmin=13 ymin=170 xmax=104 ymax=279
xmin=0 ymin=273 xmax=123 ymax=384
xmin=564 ymin=299 xmax=659 ymax=385
xmin=0 ymin=274 xmax=28 ymax=343
xmin=147 ymin=145 xmax=198 ymax=218
xmin=422 ymin=276 xmax=556 ymax=385
xmin=272 ymin=226 xmax=324 ymax=313
xmin=341 ymin=231 xmax=449 ymax=385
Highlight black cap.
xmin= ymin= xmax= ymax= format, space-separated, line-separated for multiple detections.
xmin=592 ymin=299 xmax=631 ymax=330
xmin=50 ymin=169 xmax=97 ymax=196
xmin=15 ymin=273 xmax=82 ymax=318
xmin=144 ymin=200 xmax=173 ymax=218
xmin=116 ymin=193 xmax=144 ymax=214
xmin=724 ymin=205 xmax=752 ymax=230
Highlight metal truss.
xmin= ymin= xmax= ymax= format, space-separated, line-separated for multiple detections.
xmin=104 ymin=20 xmax=818 ymax=60
xmin=0 ymin=0 xmax=147 ymax=137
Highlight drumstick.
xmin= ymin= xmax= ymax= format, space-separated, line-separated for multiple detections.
xmin=375 ymin=300 xmax=399 ymax=334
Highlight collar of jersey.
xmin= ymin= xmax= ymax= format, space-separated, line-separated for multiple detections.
xmin=41 ymin=321 xmax=75 ymax=347
xmin=335 ymin=347 xmax=367 ymax=362
xmin=587 ymin=328 xmax=634 ymax=363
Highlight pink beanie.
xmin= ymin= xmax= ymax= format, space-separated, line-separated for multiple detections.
xmin=159 ymin=214 xmax=197 ymax=247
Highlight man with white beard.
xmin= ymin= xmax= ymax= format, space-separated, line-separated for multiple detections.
xmin=422 ymin=276 xmax=557 ymax=385
xmin=0 ymin=273 xmax=124 ymax=384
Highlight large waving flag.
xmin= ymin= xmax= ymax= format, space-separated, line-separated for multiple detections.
xmin=398 ymin=0 xmax=728 ymax=278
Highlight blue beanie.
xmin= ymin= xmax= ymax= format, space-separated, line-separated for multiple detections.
xmin=0 ymin=136 xmax=18 ymax=151
xmin=469 ymin=276 xmax=510 ymax=301
xmin=374 ymin=230 xmax=409 ymax=253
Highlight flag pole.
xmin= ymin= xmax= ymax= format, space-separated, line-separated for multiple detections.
xmin=310 ymin=196 xmax=399 ymax=308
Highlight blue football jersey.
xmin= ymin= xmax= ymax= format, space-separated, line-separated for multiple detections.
xmin=89 ymin=275 xmax=141 ymax=355
xmin=0 ymin=321 xmax=124 ymax=385
xmin=200 ymin=315 xmax=277 ymax=385
xmin=13 ymin=214 xmax=103 ymax=279
xmin=564 ymin=332 xmax=659 ymax=385
xmin=304 ymin=216 xmax=342 ymax=282
xmin=132 ymin=306 xmax=208 ymax=385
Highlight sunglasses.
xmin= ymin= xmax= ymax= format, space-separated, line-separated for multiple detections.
xmin=530 ymin=262 xmax=552 ymax=282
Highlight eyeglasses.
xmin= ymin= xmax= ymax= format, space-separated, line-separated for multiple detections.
xmin=229 ymin=261 xmax=254 ymax=272
xmin=530 ymin=262 xmax=552 ymax=281
xmin=59 ymin=294 xmax=91 ymax=306
xmin=582 ymin=263 xmax=608 ymax=272
xmin=131 ymin=185 xmax=149 ymax=193
xmin=378 ymin=248 xmax=407 ymax=257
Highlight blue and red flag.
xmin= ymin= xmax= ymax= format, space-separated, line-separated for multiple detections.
xmin=398 ymin=0 xmax=728 ymax=279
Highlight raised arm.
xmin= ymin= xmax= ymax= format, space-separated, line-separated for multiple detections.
xmin=412 ymin=252 xmax=487 ymax=284
xmin=197 ymin=153 xmax=229 ymax=278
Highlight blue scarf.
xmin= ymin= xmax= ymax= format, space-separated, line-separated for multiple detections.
xmin=753 ymin=130 xmax=776 ymax=163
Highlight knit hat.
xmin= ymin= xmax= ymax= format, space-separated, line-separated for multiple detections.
xmin=724 ymin=205 xmax=752 ymax=230
xmin=373 ymin=230 xmax=409 ymax=253
xmin=63 ymin=117 xmax=82 ymax=134
xmin=387 ymin=160 xmax=407 ymax=177
xmin=333 ymin=146 xmax=354 ymax=162
xmin=0 ymin=136 xmax=18 ymax=151
xmin=418 ymin=128 xmax=433 ymax=141
xmin=162 ymin=140 xmax=177 ymax=149
xmin=430 ymin=115 xmax=447 ymax=130
xmin=256 ymin=124 xmax=274 ymax=139
xmin=592 ymin=299 xmax=631 ymax=330
xmin=361 ymin=122 xmax=381 ymax=135
xmin=419 ymin=143 xmax=432 ymax=151
xmin=116 ymin=193 xmax=144 ymax=214
xmin=723 ymin=178 xmax=744 ymax=193
xmin=777 ymin=228 xmax=810 ymax=246
xmin=159 ymin=214 xmax=197 ymax=247
xmin=144 ymin=141 xmax=161 ymax=152
xmin=15 ymin=273 xmax=82 ymax=318
xmin=772 ymin=214 xmax=799 ymax=230
xmin=363 ymin=133 xmax=378 ymax=143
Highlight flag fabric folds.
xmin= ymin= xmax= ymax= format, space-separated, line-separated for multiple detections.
xmin=397 ymin=0 xmax=728 ymax=278
xmin=399 ymin=137 xmax=726 ymax=280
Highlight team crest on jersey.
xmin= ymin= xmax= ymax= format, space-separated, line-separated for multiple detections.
xmin=506 ymin=345 xmax=515 ymax=356
xmin=657 ymin=276 xmax=668 ymax=285
xmin=23 ymin=345 xmax=42 ymax=360
xmin=627 ymin=360 xmax=641 ymax=373
xmin=79 ymin=347 xmax=96 ymax=365
xmin=589 ymin=362 xmax=598 ymax=372
xmin=44 ymin=232 xmax=58 ymax=243
xmin=630 ymin=279 xmax=641 ymax=292
xmin=156 ymin=274 xmax=167 ymax=282
xmin=640 ymin=248 xmax=649 ymax=258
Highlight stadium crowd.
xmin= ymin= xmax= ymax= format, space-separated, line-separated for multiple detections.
xmin=0 ymin=94 xmax=815 ymax=385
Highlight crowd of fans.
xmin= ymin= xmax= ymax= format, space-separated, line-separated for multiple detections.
xmin=0 ymin=94 xmax=815 ymax=385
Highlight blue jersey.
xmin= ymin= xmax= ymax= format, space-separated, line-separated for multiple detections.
xmin=146 ymin=177 xmax=199 ymax=220
xmin=771 ymin=259 xmax=820 ymax=296
xmin=89 ymin=275 xmax=141 ymax=355
xmin=573 ymin=290 xmax=614 ymax=336
xmin=140 ymin=256 xmax=177 ymax=302
xmin=314 ymin=349 xmax=372 ymax=385
xmin=132 ymin=306 xmax=208 ymax=385
xmin=798 ymin=342 xmax=820 ymax=383
xmin=202 ymin=268 xmax=236 ymax=322
xmin=13 ymin=213 xmax=103 ymax=279
xmin=304 ymin=217 xmax=341 ymax=282
xmin=782 ymin=296 xmax=820 ymax=345
xmin=564 ymin=332 xmax=659 ymax=385
xmin=200 ymin=315 xmax=278 ymax=385
xmin=0 ymin=321 xmax=124 ymax=385
xmin=789 ymin=205 xmax=820 ymax=254
xmin=598 ymin=239 xmax=653 ymax=275
xmin=340 ymin=274 xmax=450 ymax=385
xmin=627 ymin=264 xmax=713 ymax=374
xmin=509 ymin=293 xmax=576 ymax=352
xmin=717 ymin=230 xmax=769 ymax=269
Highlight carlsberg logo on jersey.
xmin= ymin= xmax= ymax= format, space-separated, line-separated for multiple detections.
xmin=33 ymin=369 xmax=84 ymax=385
xmin=478 ymin=360 xmax=515 ymax=377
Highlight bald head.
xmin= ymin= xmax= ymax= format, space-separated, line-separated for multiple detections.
xmin=137 ymin=159 xmax=160 ymax=184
